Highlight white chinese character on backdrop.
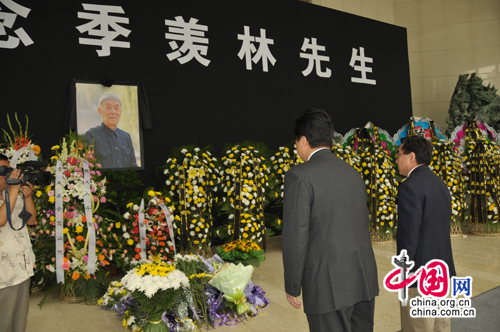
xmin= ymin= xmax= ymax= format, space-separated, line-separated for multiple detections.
xmin=0 ymin=0 xmax=33 ymax=49
xmin=237 ymin=26 xmax=276 ymax=72
xmin=165 ymin=16 xmax=210 ymax=67
xmin=76 ymin=3 xmax=131 ymax=57
xmin=300 ymin=37 xmax=331 ymax=78
xmin=349 ymin=47 xmax=376 ymax=85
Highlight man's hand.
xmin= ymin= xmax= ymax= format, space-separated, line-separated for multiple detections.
xmin=286 ymin=293 xmax=302 ymax=309
xmin=21 ymin=181 xmax=34 ymax=198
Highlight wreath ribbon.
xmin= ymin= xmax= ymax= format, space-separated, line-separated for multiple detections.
xmin=253 ymin=157 xmax=266 ymax=249
xmin=178 ymin=164 xmax=189 ymax=250
xmin=232 ymin=159 xmax=243 ymax=241
xmin=55 ymin=160 xmax=65 ymax=283
xmin=82 ymin=160 xmax=96 ymax=275
xmin=138 ymin=199 xmax=147 ymax=260
xmin=159 ymin=202 xmax=176 ymax=255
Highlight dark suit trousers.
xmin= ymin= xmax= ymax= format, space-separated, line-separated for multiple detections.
xmin=306 ymin=298 xmax=375 ymax=332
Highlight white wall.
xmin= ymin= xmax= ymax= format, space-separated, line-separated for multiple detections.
xmin=311 ymin=0 xmax=500 ymax=131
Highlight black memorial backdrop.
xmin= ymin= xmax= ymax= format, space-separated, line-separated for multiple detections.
xmin=0 ymin=0 xmax=412 ymax=187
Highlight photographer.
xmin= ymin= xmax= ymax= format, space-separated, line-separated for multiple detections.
xmin=0 ymin=154 xmax=37 ymax=332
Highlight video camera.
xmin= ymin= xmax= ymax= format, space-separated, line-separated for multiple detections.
xmin=0 ymin=161 xmax=53 ymax=187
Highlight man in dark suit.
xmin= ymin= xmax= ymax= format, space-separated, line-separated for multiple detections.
xmin=396 ymin=136 xmax=456 ymax=332
xmin=282 ymin=109 xmax=379 ymax=332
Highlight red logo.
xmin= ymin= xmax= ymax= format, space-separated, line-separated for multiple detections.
xmin=384 ymin=250 xmax=449 ymax=305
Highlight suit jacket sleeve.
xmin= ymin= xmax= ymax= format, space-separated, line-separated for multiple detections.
xmin=396 ymin=181 xmax=422 ymax=264
xmin=282 ymin=169 xmax=311 ymax=297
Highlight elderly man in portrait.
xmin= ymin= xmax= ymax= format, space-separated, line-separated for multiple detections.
xmin=84 ymin=92 xmax=138 ymax=169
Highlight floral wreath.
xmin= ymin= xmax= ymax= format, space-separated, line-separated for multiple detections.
xmin=216 ymin=142 xmax=276 ymax=245
xmin=121 ymin=189 xmax=176 ymax=266
xmin=161 ymin=145 xmax=221 ymax=253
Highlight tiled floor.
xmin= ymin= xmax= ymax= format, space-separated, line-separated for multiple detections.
xmin=26 ymin=233 xmax=500 ymax=332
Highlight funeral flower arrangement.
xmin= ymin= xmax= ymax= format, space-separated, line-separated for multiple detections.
xmin=0 ymin=113 xmax=40 ymax=163
xmin=342 ymin=126 xmax=398 ymax=241
xmin=216 ymin=239 xmax=265 ymax=267
xmin=121 ymin=189 xmax=176 ymax=267
xmin=394 ymin=117 xmax=446 ymax=147
xmin=160 ymin=146 xmax=220 ymax=253
xmin=266 ymin=142 xmax=300 ymax=236
xmin=429 ymin=140 xmax=465 ymax=234
xmin=31 ymin=133 xmax=117 ymax=303
xmin=451 ymin=121 xmax=498 ymax=154
xmin=121 ymin=262 xmax=190 ymax=332
xmin=269 ymin=143 xmax=300 ymax=199
xmin=216 ymin=142 xmax=277 ymax=245
xmin=99 ymin=254 xmax=269 ymax=331
xmin=331 ymin=143 xmax=362 ymax=172
xmin=451 ymin=120 xmax=500 ymax=232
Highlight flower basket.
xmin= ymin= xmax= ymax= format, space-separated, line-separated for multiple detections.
xmin=369 ymin=228 xmax=393 ymax=243
xmin=58 ymin=282 xmax=82 ymax=302
xmin=120 ymin=262 xmax=191 ymax=332
xmin=216 ymin=239 xmax=265 ymax=267
xmin=470 ymin=223 xmax=500 ymax=236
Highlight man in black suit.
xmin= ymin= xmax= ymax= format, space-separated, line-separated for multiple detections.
xmin=396 ymin=136 xmax=456 ymax=332
xmin=282 ymin=109 xmax=379 ymax=332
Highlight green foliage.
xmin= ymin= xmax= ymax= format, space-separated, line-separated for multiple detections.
xmin=103 ymin=168 xmax=143 ymax=213
xmin=216 ymin=247 xmax=265 ymax=267
xmin=57 ymin=271 xmax=111 ymax=305
xmin=446 ymin=73 xmax=500 ymax=135
xmin=1 ymin=112 xmax=31 ymax=147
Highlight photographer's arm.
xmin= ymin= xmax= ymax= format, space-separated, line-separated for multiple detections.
xmin=22 ymin=182 xmax=37 ymax=225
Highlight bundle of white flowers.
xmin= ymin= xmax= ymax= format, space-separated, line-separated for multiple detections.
xmin=121 ymin=262 xmax=190 ymax=332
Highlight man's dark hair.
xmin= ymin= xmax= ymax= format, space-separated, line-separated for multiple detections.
xmin=0 ymin=154 xmax=8 ymax=161
xmin=400 ymin=136 xmax=433 ymax=165
xmin=294 ymin=108 xmax=334 ymax=148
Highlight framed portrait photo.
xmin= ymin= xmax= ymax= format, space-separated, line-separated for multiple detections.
xmin=75 ymin=81 xmax=144 ymax=170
